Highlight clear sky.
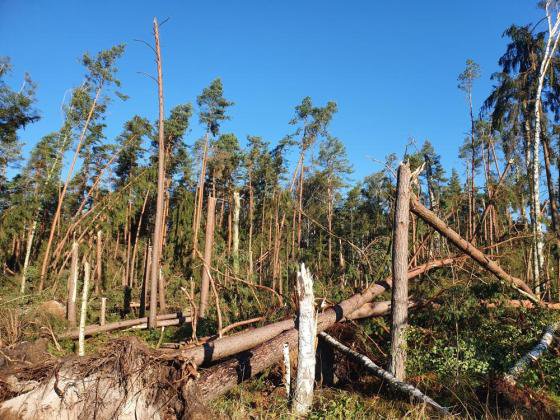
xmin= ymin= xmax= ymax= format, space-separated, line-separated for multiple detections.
xmin=0 ymin=1 xmax=544 ymax=183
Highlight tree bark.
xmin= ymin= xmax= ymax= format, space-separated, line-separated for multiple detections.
xmin=130 ymin=189 xmax=150 ymax=287
xmin=232 ymin=191 xmax=240 ymax=275
xmin=60 ymin=312 xmax=186 ymax=339
xmin=504 ymin=322 xmax=560 ymax=385
xmin=390 ymin=162 xmax=410 ymax=381
xmin=95 ymin=230 xmax=102 ymax=294
xmin=531 ymin=5 xmax=560 ymax=293
xmin=78 ymin=261 xmax=91 ymax=356
xmin=199 ymin=196 xmax=217 ymax=318
xmin=67 ymin=241 xmax=79 ymax=327
xmin=292 ymin=264 xmax=316 ymax=415
xmin=149 ymin=17 xmax=166 ymax=329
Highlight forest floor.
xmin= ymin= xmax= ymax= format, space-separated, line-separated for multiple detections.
xmin=1 ymin=268 xmax=560 ymax=418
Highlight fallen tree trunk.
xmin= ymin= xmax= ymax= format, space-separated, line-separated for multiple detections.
xmin=481 ymin=299 xmax=560 ymax=310
xmin=504 ymin=322 xmax=560 ymax=385
xmin=170 ymin=257 xmax=459 ymax=366
xmin=319 ymin=332 xmax=450 ymax=415
xmin=59 ymin=312 xmax=187 ymax=339
xmin=410 ymin=195 xmax=538 ymax=301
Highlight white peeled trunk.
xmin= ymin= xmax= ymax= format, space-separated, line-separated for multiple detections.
xmin=100 ymin=296 xmax=107 ymax=326
xmin=20 ymin=220 xmax=37 ymax=294
xmin=292 ymin=263 xmax=316 ymax=416
xmin=505 ymin=322 xmax=560 ymax=385
xmin=232 ymin=191 xmax=240 ymax=275
xmin=532 ymin=2 xmax=560 ymax=293
xmin=319 ymin=332 xmax=449 ymax=415
xmin=67 ymin=241 xmax=79 ymax=327
xmin=78 ymin=261 xmax=91 ymax=356
xmin=283 ymin=342 xmax=291 ymax=397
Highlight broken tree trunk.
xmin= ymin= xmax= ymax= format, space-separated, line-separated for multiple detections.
xmin=149 ymin=16 xmax=166 ymax=330
xmin=504 ymin=322 xmax=560 ymax=385
xmin=410 ymin=195 xmax=538 ymax=301
xmin=95 ymin=229 xmax=102 ymax=294
xmin=390 ymin=162 xmax=410 ymax=381
xmin=292 ymin=264 xmax=316 ymax=415
xmin=319 ymin=332 xmax=449 ymax=415
xmin=78 ymin=261 xmax=91 ymax=356
xmin=199 ymin=195 xmax=217 ymax=318
xmin=60 ymin=312 xmax=186 ymax=339
xmin=100 ymin=297 xmax=107 ymax=326
xmin=170 ymin=257 xmax=459 ymax=366
xmin=232 ymin=191 xmax=240 ymax=275
xmin=67 ymin=241 xmax=79 ymax=327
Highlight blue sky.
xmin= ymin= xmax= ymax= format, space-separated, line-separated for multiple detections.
xmin=0 ymin=1 xmax=544 ymax=183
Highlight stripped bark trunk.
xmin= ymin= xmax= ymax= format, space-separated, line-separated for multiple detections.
xmin=390 ymin=162 xmax=410 ymax=381
xmin=149 ymin=17 xmax=166 ymax=329
xmin=292 ymin=264 xmax=316 ymax=415
xmin=232 ymin=191 xmax=240 ymax=275
xmin=100 ymin=297 xmax=107 ymax=326
xmin=67 ymin=242 xmax=79 ymax=327
xmin=283 ymin=342 xmax=291 ymax=397
xmin=140 ymin=245 xmax=152 ymax=318
xmin=199 ymin=196 xmax=217 ymax=318
xmin=60 ymin=312 xmax=186 ymax=339
xmin=20 ymin=220 xmax=36 ymax=294
xmin=320 ymin=332 xmax=449 ymax=415
xmin=130 ymin=189 xmax=150 ymax=287
xmin=95 ymin=230 xmax=102 ymax=294
xmin=78 ymin=261 xmax=91 ymax=356
xmin=531 ymin=3 xmax=560 ymax=293
xmin=504 ymin=322 xmax=560 ymax=385
xmin=192 ymin=134 xmax=209 ymax=266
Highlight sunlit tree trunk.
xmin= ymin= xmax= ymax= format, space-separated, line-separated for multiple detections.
xmin=149 ymin=17 xmax=166 ymax=329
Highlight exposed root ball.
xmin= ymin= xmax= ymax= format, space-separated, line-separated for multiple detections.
xmin=0 ymin=337 xmax=196 ymax=419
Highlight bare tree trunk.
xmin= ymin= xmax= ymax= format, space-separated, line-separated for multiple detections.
xmin=531 ymin=4 xmax=560 ymax=294
xmin=95 ymin=230 xmax=102 ymax=294
xmin=504 ymin=322 xmax=560 ymax=385
xmin=199 ymin=196 xmax=217 ymax=318
xmin=20 ymin=220 xmax=36 ymax=294
xmin=232 ymin=191 xmax=240 ymax=275
xmin=390 ymin=163 xmax=410 ymax=381
xmin=248 ymin=177 xmax=254 ymax=279
xmin=320 ymin=332 xmax=449 ymax=415
xmin=100 ymin=297 xmax=107 ymax=326
xmin=78 ymin=261 xmax=91 ymax=356
xmin=67 ymin=241 xmax=79 ymax=327
xmin=130 ymin=189 xmax=150 ymax=287
xmin=192 ymin=134 xmax=209 ymax=265
xmin=292 ymin=264 xmax=316 ymax=415
xmin=140 ymin=244 xmax=152 ymax=318
xmin=149 ymin=17 xmax=166 ymax=329
xmin=125 ymin=201 xmax=132 ymax=287
xmin=158 ymin=268 xmax=166 ymax=313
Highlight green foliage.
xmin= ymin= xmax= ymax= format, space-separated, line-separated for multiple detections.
xmin=197 ymin=78 xmax=233 ymax=136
